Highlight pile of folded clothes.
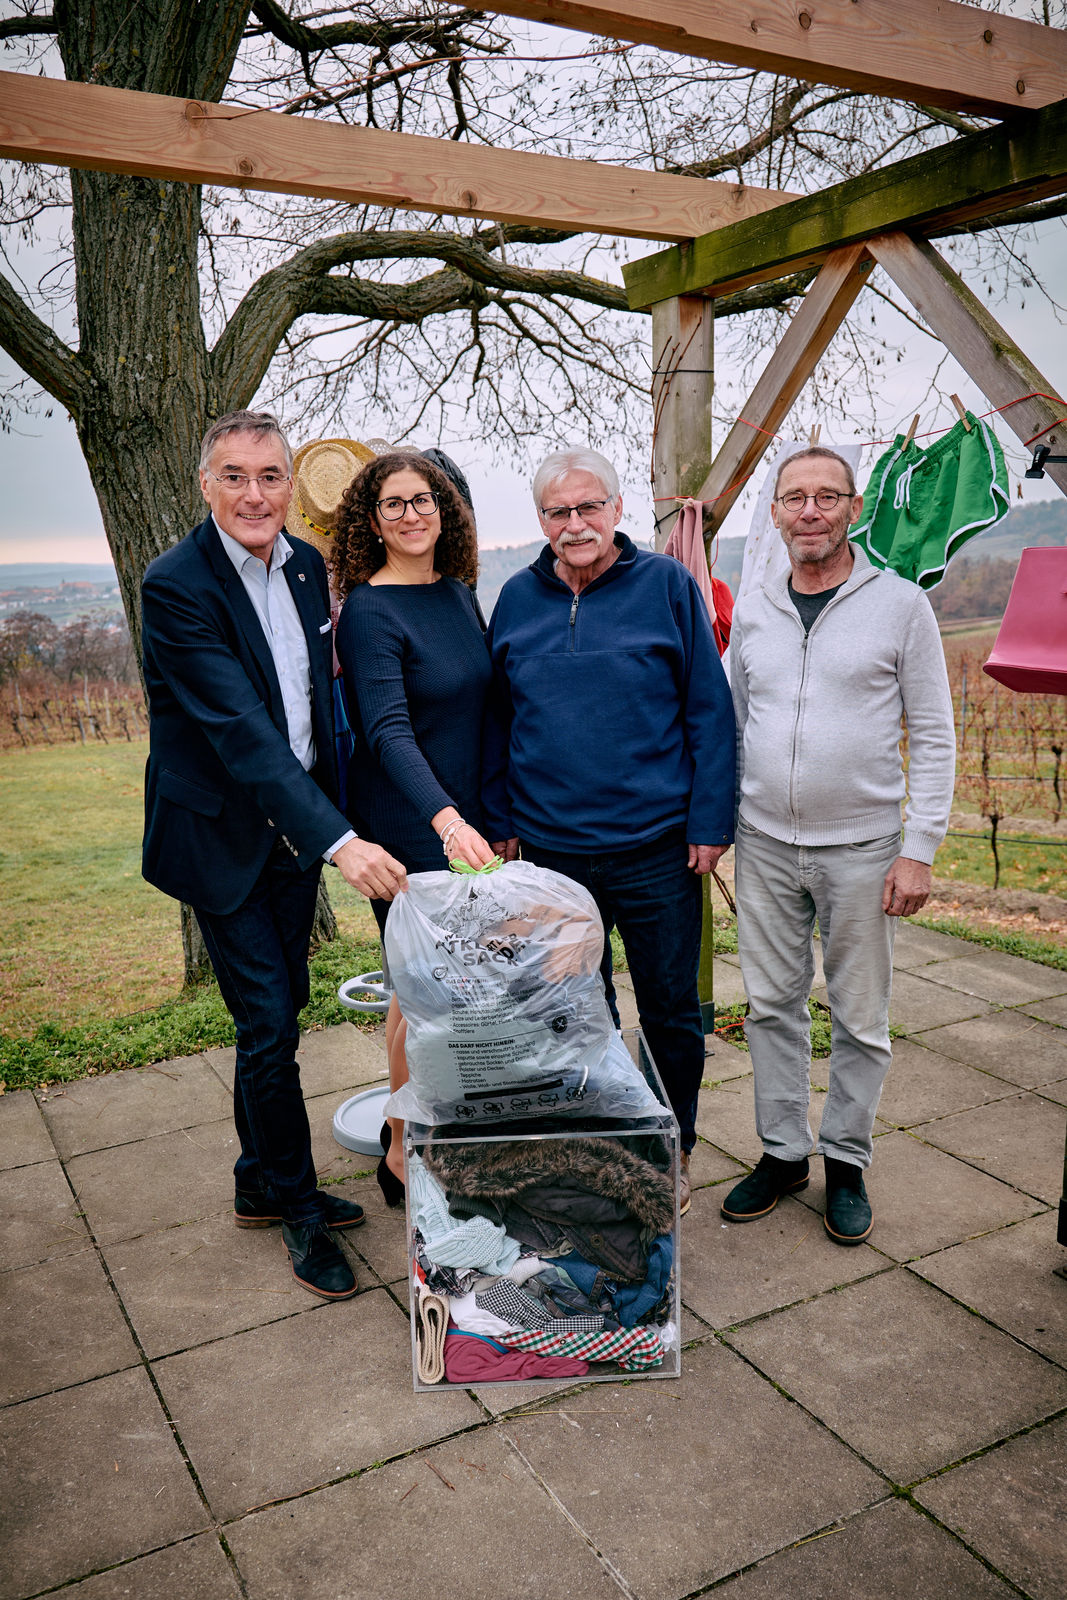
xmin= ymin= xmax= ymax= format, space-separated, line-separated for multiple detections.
xmin=408 ymin=1133 xmax=676 ymax=1385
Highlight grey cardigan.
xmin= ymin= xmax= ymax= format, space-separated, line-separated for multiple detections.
xmin=730 ymin=545 xmax=955 ymax=864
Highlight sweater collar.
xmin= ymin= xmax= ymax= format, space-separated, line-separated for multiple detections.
xmin=531 ymin=531 xmax=637 ymax=593
xmin=766 ymin=540 xmax=880 ymax=612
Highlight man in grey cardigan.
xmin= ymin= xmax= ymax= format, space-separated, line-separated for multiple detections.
xmin=722 ymin=446 xmax=955 ymax=1243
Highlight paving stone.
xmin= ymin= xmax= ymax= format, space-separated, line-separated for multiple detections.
xmin=914 ymin=1414 xmax=1067 ymax=1600
xmin=38 ymin=1055 xmax=231 ymax=1159
xmin=695 ymin=1075 xmax=824 ymax=1165
xmin=727 ymin=1269 xmax=1067 ymax=1483
xmin=682 ymin=1187 xmax=883 ymax=1329
xmin=875 ymin=1038 xmax=1016 ymax=1126
xmin=1019 ymin=993 xmax=1067 ymax=1027
xmin=1034 ymin=1076 xmax=1067 ymax=1107
xmin=884 ymin=970 xmax=994 ymax=1032
xmin=204 ymin=1022 xmax=388 ymax=1098
xmin=688 ymin=1134 xmax=747 ymax=1190
xmin=793 ymin=1130 xmax=1043 ymax=1263
xmin=0 ymin=1367 xmax=208 ymax=1600
xmin=911 ymin=1008 xmax=1067 ymax=1089
xmin=338 ymin=1172 xmax=410 ymax=1286
xmin=611 ymin=974 xmax=641 ymax=1029
xmin=102 ymin=1212 xmax=321 ymax=1359
xmin=153 ymin=1287 xmax=479 ymax=1520
xmin=911 ymin=1212 xmax=1067 ymax=1366
xmin=0 ymin=1158 xmax=90 ymax=1268
xmin=508 ymin=1339 xmax=882 ymax=1600
xmin=912 ymin=1091 xmax=1067 ymax=1204
xmin=51 ymin=1534 xmax=240 ymax=1599
xmin=67 ymin=1118 xmax=237 ymax=1245
xmin=1 ymin=1249 xmax=139 ymax=1405
xmin=712 ymin=1496 xmax=1016 ymax=1598
xmin=702 ymin=1034 xmax=753 ymax=1086
xmin=226 ymin=1431 xmax=624 ymax=1600
xmin=308 ymin=1088 xmax=390 ymax=1185
xmin=917 ymin=949 xmax=1067 ymax=1006
xmin=892 ymin=923 xmax=976 ymax=969
xmin=709 ymin=958 xmax=750 ymax=1008
xmin=0 ymin=1088 xmax=55 ymax=1168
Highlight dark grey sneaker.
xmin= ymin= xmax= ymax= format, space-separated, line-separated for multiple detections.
xmin=721 ymin=1153 xmax=810 ymax=1221
xmin=823 ymin=1157 xmax=873 ymax=1244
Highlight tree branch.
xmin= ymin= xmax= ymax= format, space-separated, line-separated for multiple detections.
xmin=248 ymin=1 xmax=493 ymax=55
xmin=0 ymin=15 xmax=56 ymax=39
xmin=0 ymin=266 xmax=88 ymax=417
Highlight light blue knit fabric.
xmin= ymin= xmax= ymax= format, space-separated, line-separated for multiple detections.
xmin=408 ymin=1152 xmax=521 ymax=1274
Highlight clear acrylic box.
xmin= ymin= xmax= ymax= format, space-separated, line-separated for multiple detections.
xmin=404 ymin=1027 xmax=681 ymax=1391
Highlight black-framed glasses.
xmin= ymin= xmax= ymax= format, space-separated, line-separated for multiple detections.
xmin=540 ymin=499 xmax=613 ymax=526
xmin=775 ymin=490 xmax=848 ymax=512
xmin=377 ymin=492 xmax=439 ymax=520
xmin=206 ymin=471 xmax=291 ymax=491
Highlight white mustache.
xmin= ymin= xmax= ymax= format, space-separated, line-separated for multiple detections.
xmin=557 ymin=528 xmax=602 ymax=549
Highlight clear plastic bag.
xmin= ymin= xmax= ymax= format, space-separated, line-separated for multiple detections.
xmin=383 ymin=862 xmax=668 ymax=1127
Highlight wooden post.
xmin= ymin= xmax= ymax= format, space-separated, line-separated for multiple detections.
xmin=651 ymin=296 xmax=714 ymax=549
xmin=865 ymin=233 xmax=1067 ymax=497
xmin=650 ymin=294 xmax=719 ymax=1032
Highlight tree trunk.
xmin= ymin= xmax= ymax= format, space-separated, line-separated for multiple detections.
xmin=181 ymin=903 xmax=213 ymax=988
xmin=311 ymin=878 xmax=338 ymax=949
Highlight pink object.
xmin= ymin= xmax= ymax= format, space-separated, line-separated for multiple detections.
xmin=443 ymin=1330 xmax=589 ymax=1383
xmin=664 ymin=500 xmax=733 ymax=654
xmin=983 ymin=546 xmax=1067 ymax=696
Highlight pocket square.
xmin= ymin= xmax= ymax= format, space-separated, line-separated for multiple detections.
xmin=319 ymin=620 xmax=332 ymax=633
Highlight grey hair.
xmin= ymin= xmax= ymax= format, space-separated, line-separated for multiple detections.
xmin=199 ymin=411 xmax=293 ymax=475
xmin=532 ymin=448 xmax=620 ymax=511
xmin=774 ymin=446 xmax=856 ymax=497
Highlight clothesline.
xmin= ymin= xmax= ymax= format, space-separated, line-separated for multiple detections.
xmin=651 ymin=391 xmax=1066 ymax=510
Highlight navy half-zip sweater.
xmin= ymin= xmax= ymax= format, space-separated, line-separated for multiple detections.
xmin=484 ymin=533 xmax=736 ymax=852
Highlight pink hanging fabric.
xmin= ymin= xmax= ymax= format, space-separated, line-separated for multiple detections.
xmin=663 ymin=500 xmax=733 ymax=655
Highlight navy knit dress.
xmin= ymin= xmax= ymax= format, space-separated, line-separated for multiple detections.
xmin=334 ymin=577 xmax=493 ymax=926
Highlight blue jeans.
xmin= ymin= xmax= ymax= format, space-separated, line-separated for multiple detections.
xmin=195 ymin=843 xmax=324 ymax=1226
xmin=520 ymin=829 xmax=704 ymax=1149
xmin=734 ymin=819 xmax=899 ymax=1168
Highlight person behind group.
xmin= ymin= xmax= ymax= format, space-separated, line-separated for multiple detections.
xmin=141 ymin=411 xmax=406 ymax=1303
xmin=331 ymin=451 xmax=498 ymax=1200
xmin=483 ymin=446 xmax=736 ymax=1214
xmin=721 ymin=445 xmax=955 ymax=1243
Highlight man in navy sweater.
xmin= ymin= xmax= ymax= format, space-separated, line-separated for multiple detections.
xmin=142 ymin=411 xmax=406 ymax=1299
xmin=485 ymin=447 xmax=736 ymax=1212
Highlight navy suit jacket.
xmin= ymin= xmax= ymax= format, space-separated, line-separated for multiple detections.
xmin=141 ymin=516 xmax=349 ymax=916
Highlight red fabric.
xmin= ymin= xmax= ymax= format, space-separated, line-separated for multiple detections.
xmin=663 ymin=501 xmax=732 ymax=655
xmin=443 ymin=1331 xmax=589 ymax=1382
xmin=983 ymin=547 xmax=1067 ymax=696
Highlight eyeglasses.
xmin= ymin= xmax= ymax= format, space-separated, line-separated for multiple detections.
xmin=540 ymin=499 xmax=613 ymax=526
xmin=775 ymin=490 xmax=849 ymax=512
xmin=206 ymin=471 xmax=291 ymax=491
xmin=377 ymin=492 xmax=439 ymax=520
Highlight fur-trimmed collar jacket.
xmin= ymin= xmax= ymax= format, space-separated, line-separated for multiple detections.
xmin=424 ymin=1135 xmax=673 ymax=1282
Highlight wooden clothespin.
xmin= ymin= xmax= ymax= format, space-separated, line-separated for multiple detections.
xmin=903 ymin=414 xmax=920 ymax=448
xmin=949 ymin=393 xmax=972 ymax=432
xmin=808 ymin=423 xmax=821 ymax=445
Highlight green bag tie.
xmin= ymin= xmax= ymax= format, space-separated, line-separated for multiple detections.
xmin=449 ymin=855 xmax=505 ymax=875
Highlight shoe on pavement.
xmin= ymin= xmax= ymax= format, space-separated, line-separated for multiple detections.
xmin=235 ymin=1190 xmax=365 ymax=1230
xmin=679 ymin=1149 xmax=692 ymax=1216
xmin=823 ymin=1156 xmax=873 ymax=1244
xmin=721 ymin=1153 xmax=809 ymax=1221
xmin=281 ymin=1221 xmax=358 ymax=1299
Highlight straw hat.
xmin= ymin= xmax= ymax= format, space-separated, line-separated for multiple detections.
xmin=284 ymin=438 xmax=376 ymax=558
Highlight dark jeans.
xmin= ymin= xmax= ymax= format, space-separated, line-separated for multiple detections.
xmin=195 ymin=842 xmax=324 ymax=1226
xmin=520 ymin=829 xmax=704 ymax=1150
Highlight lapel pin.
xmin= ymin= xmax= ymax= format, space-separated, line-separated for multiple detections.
xmin=297 ymin=572 xmax=306 ymax=582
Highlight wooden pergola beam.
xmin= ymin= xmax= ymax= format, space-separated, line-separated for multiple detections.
xmin=0 ymin=70 xmax=794 ymax=244
xmin=624 ymin=99 xmax=1067 ymax=308
xmin=481 ymin=0 xmax=1066 ymax=116
xmin=866 ymin=233 xmax=1067 ymax=497
xmin=692 ymin=245 xmax=875 ymax=535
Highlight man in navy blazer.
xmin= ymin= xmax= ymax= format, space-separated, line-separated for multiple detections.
xmin=142 ymin=411 xmax=405 ymax=1299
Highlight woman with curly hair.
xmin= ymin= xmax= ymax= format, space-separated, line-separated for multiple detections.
xmin=333 ymin=451 xmax=499 ymax=1202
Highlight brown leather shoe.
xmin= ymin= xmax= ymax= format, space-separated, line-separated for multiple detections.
xmin=679 ymin=1149 xmax=692 ymax=1216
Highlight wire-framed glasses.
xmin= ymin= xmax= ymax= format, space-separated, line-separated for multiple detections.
xmin=206 ymin=471 xmax=291 ymax=491
xmin=775 ymin=490 xmax=848 ymax=512
xmin=540 ymin=499 xmax=613 ymax=526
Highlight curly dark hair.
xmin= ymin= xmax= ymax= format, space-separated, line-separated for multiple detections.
xmin=331 ymin=451 xmax=479 ymax=596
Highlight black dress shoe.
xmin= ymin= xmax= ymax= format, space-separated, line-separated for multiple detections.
xmin=823 ymin=1157 xmax=873 ymax=1244
xmin=376 ymin=1122 xmax=405 ymax=1209
xmin=234 ymin=1190 xmax=365 ymax=1230
xmin=720 ymin=1153 xmax=810 ymax=1221
xmin=281 ymin=1221 xmax=358 ymax=1299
